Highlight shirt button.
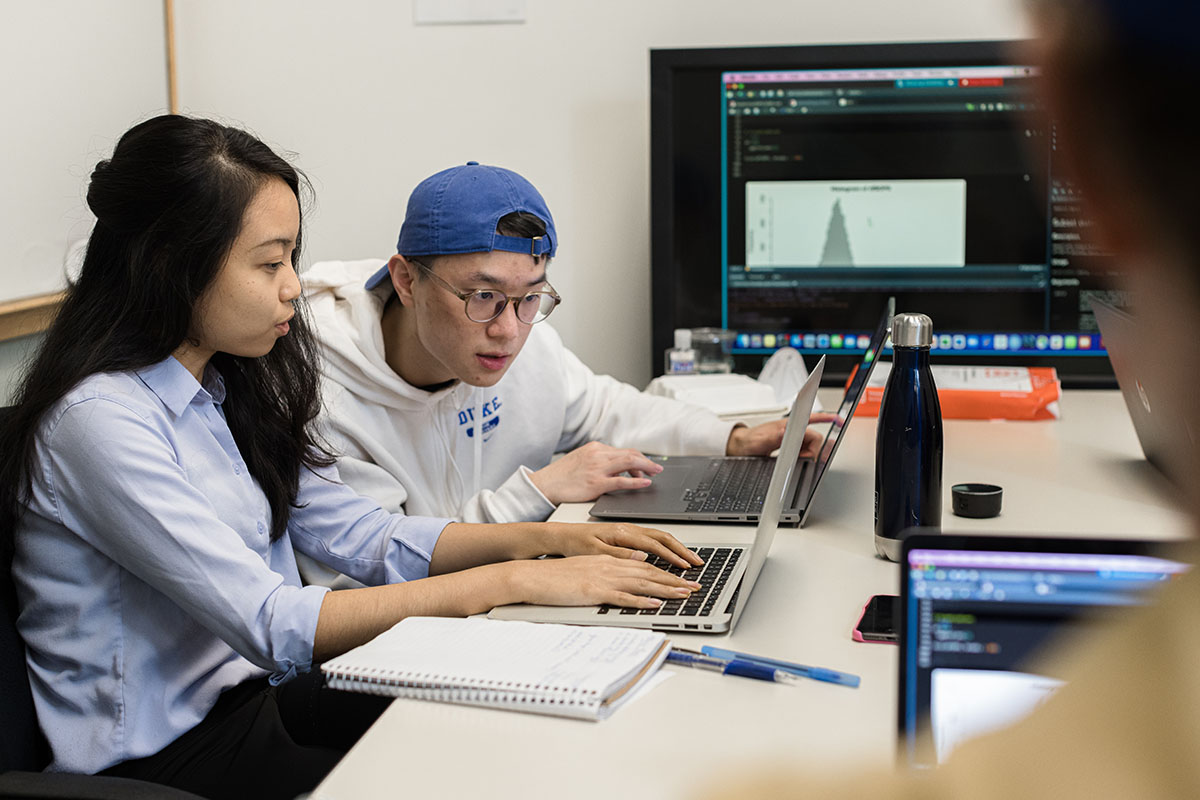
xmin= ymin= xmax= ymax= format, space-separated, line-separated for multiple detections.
xmin=234 ymin=465 xmax=241 ymax=475
xmin=257 ymin=522 xmax=265 ymax=534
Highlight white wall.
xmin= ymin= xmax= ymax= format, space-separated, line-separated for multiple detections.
xmin=172 ymin=0 xmax=1030 ymax=388
xmin=0 ymin=0 xmax=168 ymax=303
xmin=0 ymin=0 xmax=169 ymax=404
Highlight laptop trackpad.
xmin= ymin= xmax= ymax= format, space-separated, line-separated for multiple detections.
xmin=590 ymin=458 xmax=707 ymax=515
xmin=614 ymin=459 xmax=700 ymax=496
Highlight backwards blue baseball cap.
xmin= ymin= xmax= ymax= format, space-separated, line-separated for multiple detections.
xmin=365 ymin=161 xmax=557 ymax=290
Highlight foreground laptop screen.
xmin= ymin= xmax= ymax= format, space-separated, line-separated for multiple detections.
xmin=900 ymin=538 xmax=1188 ymax=767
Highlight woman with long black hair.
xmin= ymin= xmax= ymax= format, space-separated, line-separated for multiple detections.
xmin=0 ymin=114 xmax=701 ymax=799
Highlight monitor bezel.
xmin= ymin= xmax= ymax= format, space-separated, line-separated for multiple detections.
xmin=649 ymin=40 xmax=1117 ymax=388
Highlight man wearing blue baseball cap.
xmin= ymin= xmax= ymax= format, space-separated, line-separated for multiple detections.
xmin=301 ymin=162 xmax=801 ymax=561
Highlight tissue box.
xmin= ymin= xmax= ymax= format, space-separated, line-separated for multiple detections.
xmin=644 ymin=373 xmax=786 ymax=418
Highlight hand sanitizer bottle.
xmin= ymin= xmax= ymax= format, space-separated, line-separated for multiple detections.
xmin=874 ymin=313 xmax=943 ymax=561
xmin=665 ymin=328 xmax=697 ymax=374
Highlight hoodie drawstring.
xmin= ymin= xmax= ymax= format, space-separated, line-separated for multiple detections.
xmin=437 ymin=399 xmax=468 ymax=510
xmin=472 ymin=386 xmax=482 ymax=499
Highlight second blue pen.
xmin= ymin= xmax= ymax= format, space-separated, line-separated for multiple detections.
xmin=700 ymin=646 xmax=861 ymax=688
xmin=666 ymin=649 xmax=799 ymax=685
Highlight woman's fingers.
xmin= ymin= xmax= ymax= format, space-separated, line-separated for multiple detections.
xmin=627 ymin=560 xmax=699 ymax=590
xmin=606 ymin=591 xmax=664 ymax=609
xmin=652 ymin=529 xmax=704 ymax=566
xmin=603 ymin=523 xmax=703 ymax=568
xmin=601 ymin=558 xmax=699 ymax=592
xmin=526 ymin=554 xmax=705 ymax=608
xmin=552 ymin=522 xmax=704 ymax=570
xmin=606 ymin=565 xmax=699 ymax=604
xmin=607 ymin=540 xmax=696 ymax=570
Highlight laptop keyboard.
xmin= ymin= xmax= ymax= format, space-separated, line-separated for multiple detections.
xmin=595 ymin=546 xmax=743 ymax=618
xmin=683 ymin=458 xmax=774 ymax=514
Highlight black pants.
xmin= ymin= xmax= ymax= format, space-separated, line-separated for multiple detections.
xmin=100 ymin=668 xmax=391 ymax=800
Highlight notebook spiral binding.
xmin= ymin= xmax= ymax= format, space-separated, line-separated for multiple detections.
xmin=323 ymin=665 xmax=601 ymax=709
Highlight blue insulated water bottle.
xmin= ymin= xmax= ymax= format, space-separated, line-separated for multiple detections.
xmin=874 ymin=313 xmax=943 ymax=561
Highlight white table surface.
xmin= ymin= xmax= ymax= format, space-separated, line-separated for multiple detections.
xmin=313 ymin=390 xmax=1190 ymax=800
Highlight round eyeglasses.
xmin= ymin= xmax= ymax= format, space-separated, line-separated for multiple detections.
xmin=413 ymin=260 xmax=562 ymax=325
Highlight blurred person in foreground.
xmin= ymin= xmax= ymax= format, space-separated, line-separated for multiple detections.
xmin=706 ymin=1 xmax=1200 ymax=797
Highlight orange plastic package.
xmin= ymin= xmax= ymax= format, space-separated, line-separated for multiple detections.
xmin=855 ymin=364 xmax=1061 ymax=421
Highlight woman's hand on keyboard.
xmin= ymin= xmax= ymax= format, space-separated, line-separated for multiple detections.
xmin=507 ymin=554 xmax=701 ymax=609
xmin=542 ymin=521 xmax=704 ymax=569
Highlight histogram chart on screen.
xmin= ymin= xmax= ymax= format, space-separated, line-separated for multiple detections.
xmin=744 ymin=179 xmax=966 ymax=269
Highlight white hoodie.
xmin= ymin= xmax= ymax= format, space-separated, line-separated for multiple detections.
xmin=304 ymin=258 xmax=738 ymax=524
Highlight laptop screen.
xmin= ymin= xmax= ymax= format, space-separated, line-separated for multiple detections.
xmin=799 ymin=296 xmax=894 ymax=526
xmin=899 ymin=534 xmax=1188 ymax=767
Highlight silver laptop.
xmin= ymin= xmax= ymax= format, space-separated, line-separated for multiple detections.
xmin=589 ymin=297 xmax=893 ymax=525
xmin=1091 ymin=297 xmax=1194 ymax=478
xmin=488 ymin=357 xmax=824 ymax=634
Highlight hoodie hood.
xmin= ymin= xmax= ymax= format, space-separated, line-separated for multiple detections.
xmin=303 ymin=261 xmax=733 ymax=531
xmin=305 ymin=258 xmax=475 ymax=413
xmin=306 ymin=257 xmax=483 ymax=504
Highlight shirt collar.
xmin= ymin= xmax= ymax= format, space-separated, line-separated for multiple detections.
xmin=136 ymin=356 xmax=227 ymax=415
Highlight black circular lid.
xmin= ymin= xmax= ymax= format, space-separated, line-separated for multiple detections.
xmin=951 ymin=483 xmax=1003 ymax=518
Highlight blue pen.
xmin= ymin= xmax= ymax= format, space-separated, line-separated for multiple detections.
xmin=666 ymin=648 xmax=799 ymax=685
xmin=700 ymin=646 xmax=860 ymax=688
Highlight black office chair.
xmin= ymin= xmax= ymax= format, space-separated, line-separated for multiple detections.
xmin=0 ymin=406 xmax=204 ymax=800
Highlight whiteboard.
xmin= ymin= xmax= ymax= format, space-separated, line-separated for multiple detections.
xmin=0 ymin=1 xmax=168 ymax=302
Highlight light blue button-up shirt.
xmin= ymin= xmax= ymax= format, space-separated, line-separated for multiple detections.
xmin=12 ymin=357 xmax=451 ymax=774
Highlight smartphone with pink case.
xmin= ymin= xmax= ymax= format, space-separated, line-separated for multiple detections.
xmin=853 ymin=594 xmax=897 ymax=643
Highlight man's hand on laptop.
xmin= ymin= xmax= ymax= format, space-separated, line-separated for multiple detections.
xmin=726 ymin=413 xmax=841 ymax=458
xmin=530 ymin=442 xmax=664 ymax=504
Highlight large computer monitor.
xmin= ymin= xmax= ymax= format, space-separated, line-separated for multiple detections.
xmin=650 ymin=41 xmax=1121 ymax=385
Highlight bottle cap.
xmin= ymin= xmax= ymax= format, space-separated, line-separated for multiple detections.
xmin=673 ymin=328 xmax=692 ymax=349
xmin=951 ymin=483 xmax=1003 ymax=518
xmin=891 ymin=313 xmax=934 ymax=348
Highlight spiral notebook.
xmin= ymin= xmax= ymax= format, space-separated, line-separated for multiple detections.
xmin=321 ymin=617 xmax=670 ymax=721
